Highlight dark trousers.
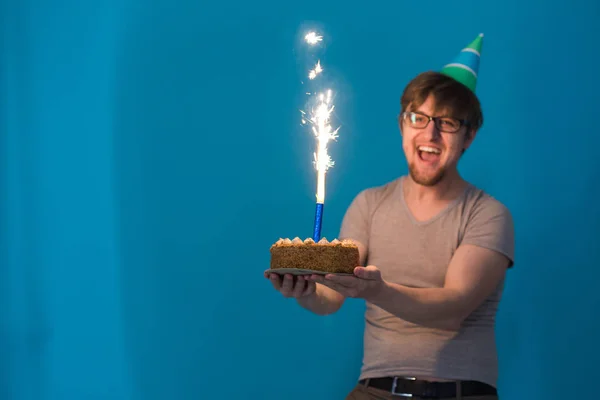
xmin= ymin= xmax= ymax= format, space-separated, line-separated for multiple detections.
xmin=345 ymin=380 xmax=499 ymax=400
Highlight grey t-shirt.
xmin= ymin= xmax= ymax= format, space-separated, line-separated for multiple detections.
xmin=339 ymin=176 xmax=515 ymax=387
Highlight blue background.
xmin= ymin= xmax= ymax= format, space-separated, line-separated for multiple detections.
xmin=2 ymin=0 xmax=599 ymax=399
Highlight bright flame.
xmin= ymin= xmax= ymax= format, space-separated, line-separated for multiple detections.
xmin=310 ymin=89 xmax=339 ymax=203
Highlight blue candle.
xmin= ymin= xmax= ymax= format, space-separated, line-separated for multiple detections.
xmin=313 ymin=202 xmax=324 ymax=242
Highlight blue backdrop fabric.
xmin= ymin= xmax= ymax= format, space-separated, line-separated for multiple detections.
xmin=2 ymin=0 xmax=600 ymax=399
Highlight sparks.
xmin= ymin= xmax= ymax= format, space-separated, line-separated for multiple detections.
xmin=308 ymin=60 xmax=323 ymax=80
xmin=299 ymin=30 xmax=339 ymax=205
xmin=304 ymin=31 xmax=323 ymax=45
xmin=298 ymin=27 xmax=340 ymax=242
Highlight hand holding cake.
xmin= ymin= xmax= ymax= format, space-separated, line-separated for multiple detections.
xmin=264 ymin=272 xmax=316 ymax=299
xmin=309 ymin=265 xmax=384 ymax=300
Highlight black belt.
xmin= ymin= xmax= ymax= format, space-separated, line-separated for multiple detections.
xmin=359 ymin=377 xmax=497 ymax=398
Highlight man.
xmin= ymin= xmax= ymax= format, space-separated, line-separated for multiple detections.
xmin=266 ymin=34 xmax=514 ymax=399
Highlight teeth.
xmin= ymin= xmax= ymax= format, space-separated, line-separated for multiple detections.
xmin=418 ymin=146 xmax=441 ymax=154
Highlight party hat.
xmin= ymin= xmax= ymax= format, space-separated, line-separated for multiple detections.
xmin=440 ymin=33 xmax=484 ymax=92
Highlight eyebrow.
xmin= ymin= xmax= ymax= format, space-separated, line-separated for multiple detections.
xmin=411 ymin=110 xmax=453 ymax=118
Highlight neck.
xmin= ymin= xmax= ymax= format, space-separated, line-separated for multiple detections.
xmin=404 ymin=169 xmax=467 ymax=204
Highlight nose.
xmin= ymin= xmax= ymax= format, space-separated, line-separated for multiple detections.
xmin=422 ymin=119 xmax=442 ymax=141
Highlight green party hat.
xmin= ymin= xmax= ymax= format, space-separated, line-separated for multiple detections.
xmin=440 ymin=33 xmax=484 ymax=92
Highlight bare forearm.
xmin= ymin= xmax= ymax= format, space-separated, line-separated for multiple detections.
xmin=297 ymin=283 xmax=345 ymax=315
xmin=367 ymin=282 xmax=466 ymax=330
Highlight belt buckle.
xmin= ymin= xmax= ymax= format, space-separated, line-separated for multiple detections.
xmin=391 ymin=376 xmax=415 ymax=397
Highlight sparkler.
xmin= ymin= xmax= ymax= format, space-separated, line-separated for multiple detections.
xmin=300 ymin=30 xmax=339 ymax=242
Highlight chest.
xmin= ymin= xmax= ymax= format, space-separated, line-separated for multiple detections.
xmin=366 ymin=203 xmax=465 ymax=288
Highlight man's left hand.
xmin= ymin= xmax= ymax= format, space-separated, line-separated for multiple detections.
xmin=309 ymin=265 xmax=385 ymax=300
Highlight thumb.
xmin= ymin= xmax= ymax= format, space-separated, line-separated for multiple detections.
xmin=355 ymin=265 xmax=381 ymax=280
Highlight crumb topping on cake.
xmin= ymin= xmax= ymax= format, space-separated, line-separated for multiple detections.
xmin=271 ymin=237 xmax=356 ymax=249
xmin=269 ymin=235 xmax=360 ymax=274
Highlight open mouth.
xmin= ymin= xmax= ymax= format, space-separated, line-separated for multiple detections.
xmin=417 ymin=145 xmax=441 ymax=163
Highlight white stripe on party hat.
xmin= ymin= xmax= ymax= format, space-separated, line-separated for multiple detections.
xmin=440 ymin=33 xmax=484 ymax=92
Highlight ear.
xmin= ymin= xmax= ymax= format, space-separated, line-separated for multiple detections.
xmin=463 ymin=128 xmax=477 ymax=151
xmin=397 ymin=114 xmax=404 ymax=136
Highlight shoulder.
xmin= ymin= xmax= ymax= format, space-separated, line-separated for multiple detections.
xmin=462 ymin=184 xmax=513 ymax=224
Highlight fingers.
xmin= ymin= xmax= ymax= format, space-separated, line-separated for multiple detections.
xmin=291 ymin=276 xmax=305 ymax=297
xmin=323 ymin=274 xmax=358 ymax=286
xmin=268 ymin=273 xmax=282 ymax=291
xmin=353 ymin=265 xmax=381 ymax=280
xmin=303 ymin=280 xmax=316 ymax=296
xmin=266 ymin=273 xmax=314 ymax=298
xmin=280 ymin=274 xmax=295 ymax=297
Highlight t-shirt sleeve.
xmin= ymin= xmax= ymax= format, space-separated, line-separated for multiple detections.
xmin=461 ymin=197 xmax=515 ymax=267
xmin=339 ymin=189 xmax=371 ymax=249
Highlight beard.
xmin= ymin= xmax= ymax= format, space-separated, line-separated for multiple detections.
xmin=408 ymin=161 xmax=446 ymax=186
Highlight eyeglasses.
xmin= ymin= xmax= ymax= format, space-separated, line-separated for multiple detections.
xmin=400 ymin=111 xmax=468 ymax=133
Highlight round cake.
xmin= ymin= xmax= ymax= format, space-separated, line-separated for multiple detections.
xmin=269 ymin=237 xmax=359 ymax=275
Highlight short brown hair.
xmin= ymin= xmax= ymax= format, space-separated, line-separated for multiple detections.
xmin=400 ymin=71 xmax=483 ymax=133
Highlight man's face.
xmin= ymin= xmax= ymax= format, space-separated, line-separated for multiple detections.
xmin=399 ymin=95 xmax=475 ymax=186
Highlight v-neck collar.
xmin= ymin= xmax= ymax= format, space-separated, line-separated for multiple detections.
xmin=398 ymin=176 xmax=471 ymax=226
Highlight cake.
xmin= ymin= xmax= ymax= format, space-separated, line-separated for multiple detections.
xmin=269 ymin=237 xmax=359 ymax=275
